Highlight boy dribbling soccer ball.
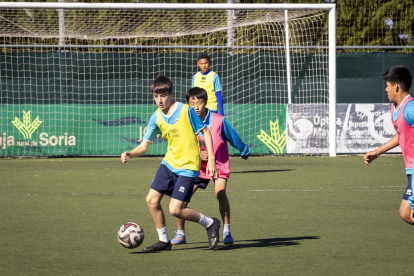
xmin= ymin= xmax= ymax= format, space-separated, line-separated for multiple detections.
xmin=121 ymin=76 xmax=221 ymax=252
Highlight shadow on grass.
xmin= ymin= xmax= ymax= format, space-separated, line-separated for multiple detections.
xmin=216 ymin=236 xmax=319 ymax=251
xmin=130 ymin=236 xmax=319 ymax=253
xmin=232 ymin=169 xmax=294 ymax=174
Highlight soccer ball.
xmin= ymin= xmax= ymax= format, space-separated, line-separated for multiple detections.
xmin=117 ymin=222 xmax=144 ymax=249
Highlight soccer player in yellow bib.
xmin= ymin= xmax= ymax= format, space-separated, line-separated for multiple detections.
xmin=192 ymin=53 xmax=224 ymax=115
xmin=121 ymin=75 xmax=221 ymax=252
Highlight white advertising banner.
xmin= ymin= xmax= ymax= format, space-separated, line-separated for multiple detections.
xmin=287 ymin=104 xmax=400 ymax=154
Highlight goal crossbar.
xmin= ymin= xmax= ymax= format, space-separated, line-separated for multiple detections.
xmin=0 ymin=3 xmax=335 ymax=11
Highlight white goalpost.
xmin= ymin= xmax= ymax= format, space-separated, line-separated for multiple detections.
xmin=0 ymin=2 xmax=336 ymax=157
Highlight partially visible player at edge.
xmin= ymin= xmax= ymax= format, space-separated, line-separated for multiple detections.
xmin=364 ymin=65 xmax=414 ymax=225
xmin=121 ymin=76 xmax=221 ymax=252
xmin=171 ymin=87 xmax=250 ymax=246
xmin=192 ymin=53 xmax=224 ymax=115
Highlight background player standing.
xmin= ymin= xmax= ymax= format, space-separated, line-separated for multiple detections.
xmin=192 ymin=53 xmax=224 ymax=115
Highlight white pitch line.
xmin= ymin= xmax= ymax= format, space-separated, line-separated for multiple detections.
xmin=0 ymin=186 xmax=405 ymax=197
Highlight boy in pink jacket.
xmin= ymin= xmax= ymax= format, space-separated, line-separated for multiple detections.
xmin=171 ymin=87 xmax=250 ymax=245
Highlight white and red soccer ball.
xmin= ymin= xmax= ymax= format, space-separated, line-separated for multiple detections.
xmin=117 ymin=222 xmax=144 ymax=249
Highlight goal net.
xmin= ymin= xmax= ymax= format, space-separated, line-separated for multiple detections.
xmin=0 ymin=3 xmax=336 ymax=157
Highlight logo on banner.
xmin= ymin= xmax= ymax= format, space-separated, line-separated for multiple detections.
xmin=257 ymin=119 xmax=286 ymax=154
xmin=1 ymin=110 xmax=76 ymax=150
xmin=11 ymin=110 xmax=43 ymax=139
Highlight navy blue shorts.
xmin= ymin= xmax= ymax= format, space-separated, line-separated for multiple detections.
xmin=150 ymin=164 xmax=196 ymax=203
xmin=194 ymin=177 xmax=227 ymax=189
xmin=402 ymin=174 xmax=413 ymax=200
xmin=194 ymin=177 xmax=211 ymax=189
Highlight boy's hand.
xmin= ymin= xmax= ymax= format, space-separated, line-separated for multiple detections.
xmin=121 ymin=152 xmax=131 ymax=163
xmin=200 ymin=150 xmax=209 ymax=161
xmin=363 ymin=150 xmax=380 ymax=166
xmin=205 ymin=159 xmax=218 ymax=179
xmin=241 ymin=145 xmax=250 ymax=160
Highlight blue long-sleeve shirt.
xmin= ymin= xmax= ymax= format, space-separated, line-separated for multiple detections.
xmin=199 ymin=110 xmax=250 ymax=156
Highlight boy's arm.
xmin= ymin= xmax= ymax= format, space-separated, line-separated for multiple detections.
xmin=121 ymin=140 xmax=151 ymax=163
xmin=121 ymin=112 xmax=158 ymax=163
xmin=216 ymin=91 xmax=224 ymax=116
xmin=200 ymin=127 xmax=218 ymax=178
xmin=214 ymin=74 xmax=224 ymax=115
xmin=363 ymin=134 xmax=399 ymax=165
xmin=221 ymin=118 xmax=250 ymax=159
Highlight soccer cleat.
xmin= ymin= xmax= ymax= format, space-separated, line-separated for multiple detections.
xmin=171 ymin=232 xmax=186 ymax=245
xmin=223 ymin=232 xmax=234 ymax=245
xmin=206 ymin=217 xmax=221 ymax=250
xmin=143 ymin=240 xmax=172 ymax=252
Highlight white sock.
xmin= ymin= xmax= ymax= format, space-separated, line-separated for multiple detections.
xmin=156 ymin=227 xmax=169 ymax=243
xmin=198 ymin=214 xmax=214 ymax=228
xmin=223 ymin=224 xmax=230 ymax=233
xmin=177 ymin=229 xmax=185 ymax=236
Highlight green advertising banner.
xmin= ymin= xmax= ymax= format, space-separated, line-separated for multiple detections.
xmin=0 ymin=104 xmax=286 ymax=157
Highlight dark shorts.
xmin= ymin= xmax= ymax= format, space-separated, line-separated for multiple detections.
xmin=194 ymin=177 xmax=211 ymax=189
xmin=194 ymin=177 xmax=227 ymax=189
xmin=151 ymin=164 xmax=196 ymax=203
xmin=402 ymin=174 xmax=413 ymax=200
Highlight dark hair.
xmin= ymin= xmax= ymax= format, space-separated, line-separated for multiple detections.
xmin=151 ymin=75 xmax=173 ymax=94
xmin=382 ymin=65 xmax=412 ymax=91
xmin=186 ymin=87 xmax=208 ymax=103
xmin=197 ymin=53 xmax=210 ymax=61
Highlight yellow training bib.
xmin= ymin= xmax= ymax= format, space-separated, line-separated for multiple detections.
xmin=156 ymin=104 xmax=201 ymax=171
xmin=193 ymin=71 xmax=218 ymax=111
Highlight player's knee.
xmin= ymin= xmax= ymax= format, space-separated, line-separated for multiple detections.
xmin=168 ymin=206 xmax=181 ymax=217
xmin=145 ymin=194 xmax=158 ymax=208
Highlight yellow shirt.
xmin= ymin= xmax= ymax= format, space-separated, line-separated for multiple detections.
xmin=193 ymin=71 xmax=218 ymax=111
xmin=156 ymin=104 xmax=201 ymax=171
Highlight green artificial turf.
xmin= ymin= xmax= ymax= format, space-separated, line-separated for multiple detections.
xmin=0 ymin=155 xmax=411 ymax=275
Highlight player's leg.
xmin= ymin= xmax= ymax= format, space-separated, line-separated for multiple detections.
xmin=214 ymin=178 xmax=233 ymax=245
xmin=146 ymin=188 xmax=166 ymax=229
xmin=399 ymin=200 xmax=414 ymax=225
xmin=399 ymin=174 xmax=414 ymax=225
xmin=143 ymin=188 xmax=172 ymax=252
xmin=168 ymin=176 xmax=206 ymax=221
xmin=214 ymin=178 xmax=230 ymax=224
xmin=169 ymin=175 xmax=221 ymax=249
xmin=143 ymin=165 xmax=174 ymax=252
xmin=171 ymin=178 xmax=210 ymax=245
xmin=171 ymin=184 xmax=199 ymax=245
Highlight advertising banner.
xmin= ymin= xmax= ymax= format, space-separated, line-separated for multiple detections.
xmin=336 ymin=103 xmax=398 ymax=153
xmin=0 ymin=105 xmax=161 ymax=156
xmin=1 ymin=103 xmax=400 ymax=156
xmin=287 ymin=103 xmax=399 ymax=154
xmin=0 ymin=104 xmax=286 ymax=156
xmin=287 ymin=104 xmax=330 ymax=154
